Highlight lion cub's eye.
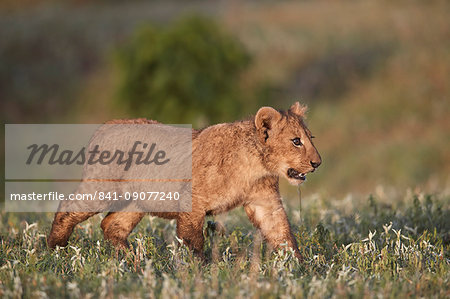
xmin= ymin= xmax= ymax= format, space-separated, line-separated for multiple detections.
xmin=292 ymin=138 xmax=302 ymax=147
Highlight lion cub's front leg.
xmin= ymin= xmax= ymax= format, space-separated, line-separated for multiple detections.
xmin=244 ymin=180 xmax=302 ymax=261
xmin=176 ymin=212 xmax=205 ymax=258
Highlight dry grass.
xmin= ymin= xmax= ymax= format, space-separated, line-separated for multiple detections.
xmin=1 ymin=188 xmax=448 ymax=298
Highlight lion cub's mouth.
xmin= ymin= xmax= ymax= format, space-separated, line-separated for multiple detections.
xmin=287 ymin=168 xmax=307 ymax=181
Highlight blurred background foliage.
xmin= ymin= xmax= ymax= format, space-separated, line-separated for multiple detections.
xmin=115 ymin=16 xmax=250 ymax=126
xmin=1 ymin=0 xmax=449 ymax=198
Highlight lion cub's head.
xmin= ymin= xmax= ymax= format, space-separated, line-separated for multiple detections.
xmin=255 ymin=102 xmax=322 ymax=185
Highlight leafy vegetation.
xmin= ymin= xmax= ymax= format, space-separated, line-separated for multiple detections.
xmin=1 ymin=190 xmax=448 ymax=298
xmin=115 ymin=16 xmax=250 ymax=126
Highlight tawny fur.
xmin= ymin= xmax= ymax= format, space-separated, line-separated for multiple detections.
xmin=47 ymin=102 xmax=321 ymax=261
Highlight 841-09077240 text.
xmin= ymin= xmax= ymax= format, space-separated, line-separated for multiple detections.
xmin=9 ymin=191 xmax=181 ymax=201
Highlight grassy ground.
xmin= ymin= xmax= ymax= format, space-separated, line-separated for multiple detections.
xmin=1 ymin=1 xmax=449 ymax=196
xmin=1 ymin=188 xmax=449 ymax=298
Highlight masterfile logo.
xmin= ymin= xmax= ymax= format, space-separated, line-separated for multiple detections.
xmin=5 ymin=124 xmax=192 ymax=213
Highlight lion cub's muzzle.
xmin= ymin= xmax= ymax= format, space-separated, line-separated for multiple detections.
xmin=287 ymin=168 xmax=307 ymax=181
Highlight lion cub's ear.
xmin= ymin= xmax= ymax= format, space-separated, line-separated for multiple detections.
xmin=289 ymin=102 xmax=308 ymax=117
xmin=255 ymin=107 xmax=282 ymax=135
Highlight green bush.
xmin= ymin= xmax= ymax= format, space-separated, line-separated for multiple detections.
xmin=115 ymin=16 xmax=251 ymax=126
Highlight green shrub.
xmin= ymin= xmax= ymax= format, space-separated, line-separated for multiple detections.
xmin=115 ymin=16 xmax=251 ymax=126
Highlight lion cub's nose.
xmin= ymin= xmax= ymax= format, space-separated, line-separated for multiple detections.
xmin=310 ymin=161 xmax=321 ymax=169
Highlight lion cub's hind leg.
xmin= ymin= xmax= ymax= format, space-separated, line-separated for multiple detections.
xmin=48 ymin=211 xmax=98 ymax=249
xmin=101 ymin=212 xmax=145 ymax=249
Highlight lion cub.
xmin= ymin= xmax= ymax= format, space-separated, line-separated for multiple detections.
xmin=48 ymin=102 xmax=321 ymax=260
